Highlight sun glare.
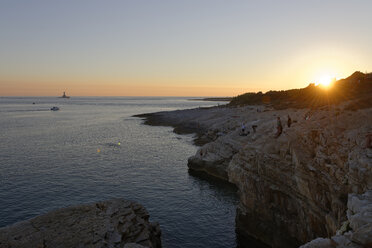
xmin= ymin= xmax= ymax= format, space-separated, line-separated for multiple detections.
xmin=315 ymin=75 xmax=335 ymax=89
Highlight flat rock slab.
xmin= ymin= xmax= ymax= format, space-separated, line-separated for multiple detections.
xmin=0 ymin=199 xmax=161 ymax=248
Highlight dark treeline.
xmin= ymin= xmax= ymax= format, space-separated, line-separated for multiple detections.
xmin=229 ymin=71 xmax=372 ymax=110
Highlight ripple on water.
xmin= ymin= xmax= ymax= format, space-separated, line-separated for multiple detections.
xmin=0 ymin=97 xmax=239 ymax=248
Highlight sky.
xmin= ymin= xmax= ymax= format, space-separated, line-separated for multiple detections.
xmin=1 ymin=0 xmax=371 ymax=97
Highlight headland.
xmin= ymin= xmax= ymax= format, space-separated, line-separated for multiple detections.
xmin=136 ymin=71 xmax=372 ymax=247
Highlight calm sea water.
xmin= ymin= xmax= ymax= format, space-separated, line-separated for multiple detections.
xmin=0 ymin=97 xmax=239 ymax=248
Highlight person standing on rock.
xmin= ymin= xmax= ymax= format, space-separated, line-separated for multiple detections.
xmin=287 ymin=115 xmax=292 ymax=128
xmin=252 ymin=125 xmax=257 ymax=133
xmin=275 ymin=117 xmax=282 ymax=138
xmin=241 ymin=123 xmax=246 ymax=135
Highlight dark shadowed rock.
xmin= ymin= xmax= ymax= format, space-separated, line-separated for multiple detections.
xmin=0 ymin=199 xmax=161 ymax=248
xmin=300 ymin=191 xmax=372 ymax=248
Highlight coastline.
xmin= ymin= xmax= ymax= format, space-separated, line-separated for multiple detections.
xmin=135 ymin=104 xmax=372 ymax=248
xmin=134 ymin=106 xmax=219 ymax=146
xmin=2 ymin=99 xmax=370 ymax=248
xmin=187 ymin=97 xmax=232 ymax=102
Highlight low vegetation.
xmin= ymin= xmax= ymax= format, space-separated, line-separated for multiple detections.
xmin=229 ymin=71 xmax=372 ymax=110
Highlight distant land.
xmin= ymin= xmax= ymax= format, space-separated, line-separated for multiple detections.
xmin=188 ymin=97 xmax=232 ymax=102
xmin=188 ymin=71 xmax=372 ymax=109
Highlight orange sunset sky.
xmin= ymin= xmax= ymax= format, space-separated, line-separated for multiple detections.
xmin=1 ymin=1 xmax=371 ymax=97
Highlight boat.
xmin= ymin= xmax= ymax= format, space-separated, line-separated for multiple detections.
xmin=50 ymin=107 xmax=60 ymax=111
xmin=60 ymin=91 xmax=70 ymax=99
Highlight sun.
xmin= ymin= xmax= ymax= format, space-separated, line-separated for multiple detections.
xmin=315 ymin=75 xmax=335 ymax=88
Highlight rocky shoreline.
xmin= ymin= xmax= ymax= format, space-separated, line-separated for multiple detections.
xmin=2 ymin=103 xmax=369 ymax=248
xmin=136 ymin=104 xmax=372 ymax=248
xmin=0 ymin=199 xmax=161 ymax=248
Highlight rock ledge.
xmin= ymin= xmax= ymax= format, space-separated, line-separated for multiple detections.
xmin=0 ymin=199 xmax=161 ymax=248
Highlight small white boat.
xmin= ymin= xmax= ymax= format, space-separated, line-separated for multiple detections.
xmin=50 ymin=107 xmax=60 ymax=111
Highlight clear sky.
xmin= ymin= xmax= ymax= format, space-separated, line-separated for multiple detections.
xmin=1 ymin=0 xmax=371 ymax=96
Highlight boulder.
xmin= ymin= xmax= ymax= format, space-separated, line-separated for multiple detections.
xmin=0 ymin=199 xmax=161 ymax=248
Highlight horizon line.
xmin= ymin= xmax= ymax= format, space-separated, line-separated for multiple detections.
xmin=0 ymin=95 xmax=233 ymax=98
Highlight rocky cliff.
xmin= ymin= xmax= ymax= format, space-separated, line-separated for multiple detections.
xmin=138 ymin=104 xmax=372 ymax=247
xmin=300 ymin=190 xmax=372 ymax=248
xmin=0 ymin=199 xmax=161 ymax=248
xmin=225 ymin=107 xmax=372 ymax=247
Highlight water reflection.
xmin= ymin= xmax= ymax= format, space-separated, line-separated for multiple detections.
xmin=188 ymin=170 xmax=271 ymax=248
xmin=0 ymin=97 xmax=265 ymax=248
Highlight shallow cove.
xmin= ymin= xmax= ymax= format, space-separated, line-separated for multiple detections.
xmin=1 ymin=97 xmax=242 ymax=248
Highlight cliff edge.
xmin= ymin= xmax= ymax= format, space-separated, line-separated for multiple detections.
xmin=134 ymin=72 xmax=372 ymax=247
xmin=137 ymin=103 xmax=371 ymax=247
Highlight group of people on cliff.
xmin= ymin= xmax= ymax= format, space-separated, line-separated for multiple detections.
xmin=275 ymin=115 xmax=291 ymax=138
xmin=240 ymin=115 xmax=292 ymax=138
xmin=239 ymin=111 xmax=372 ymax=149
xmin=274 ymin=116 xmax=372 ymax=149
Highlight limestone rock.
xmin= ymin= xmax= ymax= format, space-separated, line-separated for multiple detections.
xmin=138 ymin=105 xmax=372 ymax=248
xmin=300 ymin=191 xmax=372 ymax=248
xmin=124 ymin=243 xmax=149 ymax=248
xmin=0 ymin=199 xmax=161 ymax=248
xmin=299 ymin=238 xmax=334 ymax=248
xmin=188 ymin=133 xmax=240 ymax=180
xmin=352 ymin=223 xmax=372 ymax=246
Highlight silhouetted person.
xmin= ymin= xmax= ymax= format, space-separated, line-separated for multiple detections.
xmin=287 ymin=115 xmax=292 ymax=128
xmin=275 ymin=117 xmax=282 ymax=138
xmin=252 ymin=125 xmax=257 ymax=133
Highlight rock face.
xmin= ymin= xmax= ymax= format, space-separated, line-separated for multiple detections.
xmin=0 ymin=199 xmax=161 ymax=248
xmin=300 ymin=191 xmax=372 ymax=248
xmin=138 ymin=105 xmax=372 ymax=247
xmin=226 ymin=107 xmax=372 ymax=247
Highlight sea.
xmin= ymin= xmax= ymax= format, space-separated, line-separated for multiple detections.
xmin=0 ymin=97 xmax=240 ymax=248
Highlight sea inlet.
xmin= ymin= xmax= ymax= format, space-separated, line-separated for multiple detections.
xmin=0 ymin=97 xmax=241 ymax=248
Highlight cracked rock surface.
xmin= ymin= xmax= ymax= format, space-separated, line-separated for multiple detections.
xmin=300 ymin=191 xmax=372 ymax=248
xmin=0 ymin=199 xmax=161 ymax=248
